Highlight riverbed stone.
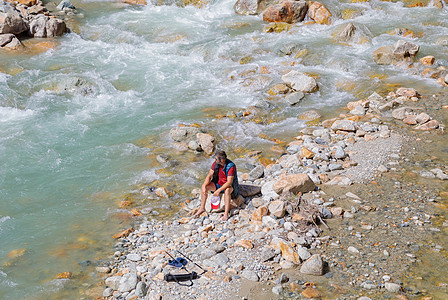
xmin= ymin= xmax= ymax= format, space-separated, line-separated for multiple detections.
xmin=271 ymin=238 xmax=300 ymax=264
xmin=273 ymin=173 xmax=316 ymax=194
xmin=281 ymin=71 xmax=318 ymax=93
xmin=285 ymin=91 xmax=305 ymax=105
xmin=29 ymin=15 xmax=67 ymax=38
xmin=385 ymin=282 xmax=401 ymax=293
xmin=105 ymin=276 xmax=121 ymax=290
xmin=262 ymin=1 xmax=308 ymax=24
xmin=308 ymin=1 xmax=332 ymax=25
xmin=169 ymin=126 xmax=200 ymax=142
xmin=196 ymin=133 xmax=215 ymax=155
xmin=300 ymin=254 xmax=324 ymax=275
xmin=103 ymin=288 xmax=114 ymax=297
xmin=391 ymin=107 xmax=414 ymax=120
xmin=393 ymin=40 xmax=419 ymax=60
xmin=415 ymin=120 xmax=439 ymax=130
xmin=331 ymin=120 xmax=356 ymax=132
xmin=241 ymin=270 xmax=259 ymax=281
xmin=248 ymin=165 xmax=264 ymax=181
xmin=396 ymin=87 xmax=419 ymax=98
xmin=0 ymin=33 xmax=23 ymax=50
xmin=57 ymin=0 xmax=76 ymax=10
xmin=297 ymin=246 xmax=311 ymax=261
xmin=334 ymin=22 xmax=356 ymax=43
xmin=239 ymin=184 xmax=262 ymax=197
xmin=118 ymin=273 xmax=138 ymax=293
xmin=372 ymin=45 xmax=395 ymax=65
xmin=268 ymin=200 xmax=286 ymax=218
xmin=0 ymin=8 xmax=28 ymax=35
xmin=127 ymin=253 xmax=141 ymax=261
xmin=415 ymin=112 xmax=430 ymax=124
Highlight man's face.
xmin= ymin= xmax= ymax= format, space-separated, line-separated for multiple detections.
xmin=215 ymin=157 xmax=225 ymax=166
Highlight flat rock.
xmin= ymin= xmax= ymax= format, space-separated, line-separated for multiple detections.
xmin=282 ymin=71 xmax=318 ymax=93
xmin=127 ymin=253 xmax=141 ymax=261
xmin=385 ymin=282 xmax=401 ymax=293
xmin=118 ymin=273 xmax=138 ymax=293
xmin=241 ymin=270 xmax=259 ymax=281
xmin=300 ymin=254 xmax=324 ymax=275
xmin=273 ymin=173 xmax=316 ymax=195
xmin=285 ymin=92 xmax=305 ymax=105
xmin=331 ymin=120 xmax=356 ymax=132
xmin=239 ymin=184 xmax=261 ymax=197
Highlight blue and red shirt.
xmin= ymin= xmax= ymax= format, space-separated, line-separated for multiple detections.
xmin=211 ymin=162 xmax=235 ymax=186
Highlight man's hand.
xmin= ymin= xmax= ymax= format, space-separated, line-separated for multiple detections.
xmin=213 ymin=190 xmax=220 ymax=197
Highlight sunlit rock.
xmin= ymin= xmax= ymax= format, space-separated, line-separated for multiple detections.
xmin=55 ymin=272 xmax=72 ymax=279
xmin=282 ymin=71 xmax=318 ymax=93
xmin=264 ymin=22 xmax=292 ymax=33
xmin=197 ymin=133 xmax=215 ymax=155
xmin=271 ymin=237 xmax=300 ymax=264
xmin=420 ymin=55 xmax=435 ymax=65
xmin=0 ymin=8 xmax=28 ymax=35
xmin=122 ymin=0 xmax=147 ymax=4
xmin=112 ymin=227 xmax=134 ymax=239
xmin=308 ymin=1 xmax=331 ymax=25
xmin=29 ymin=15 xmax=67 ymax=38
xmin=0 ymin=33 xmax=24 ymax=50
xmin=273 ymin=173 xmax=315 ymax=194
xmin=263 ymin=1 xmax=308 ymax=24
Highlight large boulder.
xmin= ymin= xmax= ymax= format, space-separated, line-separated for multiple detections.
xmin=0 ymin=8 xmax=28 ymax=35
xmin=393 ymin=40 xmax=419 ymax=60
xmin=273 ymin=173 xmax=316 ymax=195
xmin=234 ymin=0 xmax=277 ymax=15
xmin=29 ymin=15 xmax=66 ymax=38
xmin=169 ymin=126 xmax=200 ymax=142
xmin=0 ymin=33 xmax=23 ymax=50
xmin=263 ymin=1 xmax=308 ymax=24
xmin=308 ymin=1 xmax=331 ymax=25
xmin=281 ymin=71 xmax=318 ymax=93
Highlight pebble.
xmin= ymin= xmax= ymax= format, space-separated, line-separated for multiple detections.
xmin=385 ymin=282 xmax=401 ymax=293
xmin=241 ymin=270 xmax=259 ymax=282
xmin=348 ymin=246 xmax=360 ymax=254
xmin=126 ymin=254 xmax=141 ymax=262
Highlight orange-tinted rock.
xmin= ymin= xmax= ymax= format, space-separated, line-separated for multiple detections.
xmin=251 ymin=206 xmax=268 ymax=221
xmin=330 ymin=207 xmax=344 ymax=216
xmin=301 ymin=147 xmax=315 ymax=159
xmin=55 ymin=272 xmax=72 ymax=279
xmin=347 ymin=99 xmax=369 ymax=111
xmin=271 ymin=238 xmax=300 ymax=264
xmin=396 ymin=87 xmax=419 ymax=98
xmin=420 ymin=55 xmax=435 ymax=65
xmin=415 ymin=120 xmax=439 ymax=130
xmin=302 ymin=287 xmax=321 ymax=298
xmin=7 ymin=248 xmax=26 ymax=259
xmin=260 ymin=66 xmax=270 ymax=74
xmin=403 ymin=115 xmax=417 ymax=125
xmin=263 ymin=1 xmax=308 ymax=24
xmin=130 ymin=209 xmax=142 ymax=216
xmin=118 ymin=200 xmax=133 ymax=208
xmin=123 ymin=0 xmax=147 ymax=4
xmin=273 ymin=173 xmax=316 ymax=195
xmin=235 ymin=239 xmax=254 ymax=249
xmin=308 ymin=2 xmax=332 ymax=25
xmin=112 ymin=227 xmax=134 ymax=239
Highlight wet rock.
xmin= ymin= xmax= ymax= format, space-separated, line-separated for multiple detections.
xmin=57 ymin=0 xmax=76 ymax=10
xmin=268 ymin=200 xmax=286 ymax=218
xmin=271 ymin=238 xmax=300 ymax=264
xmin=436 ymin=36 xmax=448 ymax=46
xmin=0 ymin=8 xmax=28 ymax=35
xmin=331 ymin=120 xmax=356 ymax=132
xmin=415 ymin=120 xmax=439 ymax=130
xmin=248 ymin=165 xmax=264 ymax=181
xmin=196 ymin=133 xmax=215 ymax=155
xmin=241 ymin=270 xmax=259 ymax=281
xmin=385 ymin=282 xmax=401 ymax=293
xmin=372 ymin=45 xmax=395 ymax=65
xmin=29 ymin=15 xmax=67 ymax=38
xmin=420 ymin=55 xmax=435 ymax=66
xmin=0 ymin=33 xmax=23 ymax=50
xmin=285 ymin=91 xmax=305 ymax=105
xmin=262 ymin=1 xmax=308 ymax=24
xmin=393 ymin=40 xmax=419 ymax=60
xmin=169 ymin=126 xmax=200 ymax=142
xmin=392 ymin=107 xmax=415 ymax=120
xmin=234 ymin=0 xmax=276 ymax=15
xmin=300 ymin=254 xmax=324 ymax=275
xmin=273 ymin=173 xmax=316 ymax=195
xmin=96 ymin=266 xmax=111 ymax=273
xmin=308 ymin=1 xmax=332 ymax=25
xmin=282 ymin=71 xmax=318 ymax=93
xmin=118 ymin=273 xmax=138 ymax=293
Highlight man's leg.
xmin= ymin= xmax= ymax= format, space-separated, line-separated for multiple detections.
xmin=222 ymin=186 xmax=234 ymax=221
xmin=195 ymin=182 xmax=216 ymax=216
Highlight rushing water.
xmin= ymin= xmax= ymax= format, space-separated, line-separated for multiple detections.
xmin=0 ymin=0 xmax=447 ymax=298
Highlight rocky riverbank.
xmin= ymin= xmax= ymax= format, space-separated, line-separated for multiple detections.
xmin=93 ymin=87 xmax=447 ymax=300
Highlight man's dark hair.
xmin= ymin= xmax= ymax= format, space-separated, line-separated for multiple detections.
xmin=215 ymin=150 xmax=227 ymax=160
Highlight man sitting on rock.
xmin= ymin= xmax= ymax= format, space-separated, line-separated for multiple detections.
xmin=195 ymin=150 xmax=239 ymax=221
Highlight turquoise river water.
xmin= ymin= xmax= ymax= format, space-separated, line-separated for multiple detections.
xmin=0 ymin=0 xmax=447 ymax=298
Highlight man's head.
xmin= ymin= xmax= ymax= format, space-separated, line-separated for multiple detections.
xmin=215 ymin=150 xmax=227 ymax=166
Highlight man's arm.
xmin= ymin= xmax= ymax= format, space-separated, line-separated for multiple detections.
xmin=203 ymin=169 xmax=214 ymax=187
xmin=214 ymin=175 xmax=233 ymax=195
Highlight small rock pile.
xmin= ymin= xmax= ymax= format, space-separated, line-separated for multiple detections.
xmin=169 ymin=125 xmax=216 ymax=155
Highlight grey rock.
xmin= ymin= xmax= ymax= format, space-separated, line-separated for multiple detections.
xmin=391 ymin=107 xmax=415 ymax=120
xmin=118 ymin=273 xmax=138 ymax=293
xmin=297 ymin=246 xmax=311 ymax=261
xmin=285 ymin=91 xmax=305 ymax=105
xmin=169 ymin=126 xmax=200 ymax=142
xmin=188 ymin=140 xmax=202 ymax=151
xmin=385 ymin=282 xmax=401 ymax=293
xmin=300 ymin=254 xmax=324 ymax=276
xmin=57 ymin=0 xmax=76 ymax=10
xmin=393 ymin=40 xmax=419 ymax=60
xmin=334 ymin=146 xmax=346 ymax=159
xmin=334 ymin=22 xmax=356 ymax=43
xmin=378 ymin=165 xmax=388 ymax=173
xmin=239 ymin=184 xmax=262 ymax=197
xmin=0 ymin=33 xmax=22 ymax=50
xmin=436 ymin=36 xmax=448 ymax=46
xmin=282 ymin=71 xmax=318 ymax=93
xmin=287 ymin=144 xmax=300 ymax=154
xmin=430 ymin=168 xmax=448 ymax=180
xmin=127 ymin=254 xmax=141 ymax=261
xmin=241 ymin=270 xmax=259 ymax=281
xmin=260 ymin=247 xmax=276 ymax=262
xmin=350 ymin=105 xmax=366 ymax=116
xmin=331 ymin=120 xmax=356 ymax=132
xmin=29 ymin=15 xmax=66 ymax=38
xmin=420 ymin=171 xmax=436 ymax=179
xmin=211 ymin=253 xmax=229 ymax=267
xmin=0 ymin=9 xmax=28 ymax=35
xmin=103 ymin=288 xmax=114 ymax=297
xmin=105 ymin=276 xmax=121 ymax=290
xmin=372 ymin=45 xmax=395 ymax=65
xmin=272 ymin=285 xmax=283 ymax=295
xmin=233 ymin=0 xmax=276 ymax=15
xmin=135 ymin=281 xmax=147 ymax=297
xmin=329 ymin=163 xmax=343 ymax=171
xmin=248 ymin=165 xmax=264 ymax=181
